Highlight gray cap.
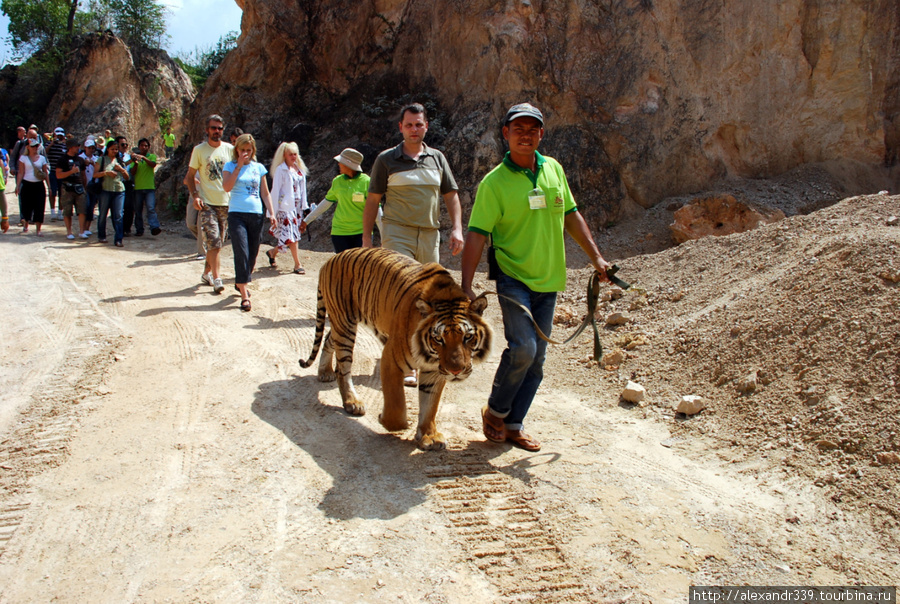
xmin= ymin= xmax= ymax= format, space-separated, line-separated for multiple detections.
xmin=334 ymin=148 xmax=363 ymax=172
xmin=504 ymin=102 xmax=544 ymax=126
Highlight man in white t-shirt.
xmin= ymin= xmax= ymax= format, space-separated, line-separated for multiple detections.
xmin=185 ymin=114 xmax=233 ymax=294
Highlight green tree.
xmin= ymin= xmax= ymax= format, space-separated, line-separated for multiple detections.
xmin=106 ymin=0 xmax=168 ymax=50
xmin=1 ymin=0 xmax=75 ymax=58
xmin=175 ymin=31 xmax=238 ymax=90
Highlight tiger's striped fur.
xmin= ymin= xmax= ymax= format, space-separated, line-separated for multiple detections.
xmin=299 ymin=247 xmax=492 ymax=450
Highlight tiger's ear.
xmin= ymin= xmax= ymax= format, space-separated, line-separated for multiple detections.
xmin=469 ymin=294 xmax=488 ymax=316
xmin=415 ymin=298 xmax=432 ymax=318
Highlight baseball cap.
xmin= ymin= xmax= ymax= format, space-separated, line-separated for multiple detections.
xmin=503 ymin=103 xmax=544 ymax=126
xmin=54 ymin=127 xmax=65 ymax=137
xmin=27 ymin=138 xmax=40 ymax=147
xmin=84 ymin=137 xmax=96 ymax=147
xmin=333 ymin=148 xmax=363 ymax=172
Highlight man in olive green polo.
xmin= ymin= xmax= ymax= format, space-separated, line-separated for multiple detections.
xmin=461 ymin=102 xmax=612 ymax=452
xmin=362 ymin=102 xmax=463 ymax=263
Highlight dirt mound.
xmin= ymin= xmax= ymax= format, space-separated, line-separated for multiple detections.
xmin=555 ymin=193 xmax=900 ymax=533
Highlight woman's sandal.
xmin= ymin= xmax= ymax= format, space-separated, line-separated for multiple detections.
xmin=267 ymin=249 xmax=277 ymax=266
xmin=240 ymin=298 xmax=251 ymax=312
xmin=293 ymin=267 xmax=306 ymax=275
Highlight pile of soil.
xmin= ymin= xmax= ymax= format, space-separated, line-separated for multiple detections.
xmin=552 ymin=192 xmax=900 ymax=535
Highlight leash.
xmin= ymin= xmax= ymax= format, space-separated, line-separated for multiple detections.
xmin=480 ymin=265 xmax=630 ymax=362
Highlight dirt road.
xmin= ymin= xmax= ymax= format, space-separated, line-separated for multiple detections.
xmin=0 ymin=198 xmax=895 ymax=603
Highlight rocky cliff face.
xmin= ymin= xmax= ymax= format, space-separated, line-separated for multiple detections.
xmin=185 ymin=0 xmax=899 ymax=223
xmin=44 ymin=33 xmax=194 ymax=153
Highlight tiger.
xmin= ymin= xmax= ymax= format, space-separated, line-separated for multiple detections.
xmin=299 ymin=247 xmax=492 ymax=450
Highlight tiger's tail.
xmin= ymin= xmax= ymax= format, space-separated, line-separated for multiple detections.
xmin=299 ymin=287 xmax=328 ymax=368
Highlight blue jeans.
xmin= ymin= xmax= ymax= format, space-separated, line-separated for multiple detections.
xmin=487 ymin=272 xmax=557 ymax=431
xmin=84 ymin=189 xmax=98 ymax=221
xmin=98 ymin=190 xmax=124 ymax=243
xmin=229 ymin=212 xmax=264 ymax=284
xmin=134 ymin=189 xmax=159 ymax=233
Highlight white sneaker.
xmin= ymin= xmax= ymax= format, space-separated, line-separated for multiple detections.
xmin=213 ymin=278 xmax=224 ymax=294
xmin=79 ymin=232 xmax=89 ymax=239
xmin=51 ymin=209 xmax=59 ymax=221
xmin=201 ymin=272 xmax=214 ymax=286
xmin=84 ymin=229 xmax=92 ymax=236
xmin=66 ymin=234 xmax=75 ymax=240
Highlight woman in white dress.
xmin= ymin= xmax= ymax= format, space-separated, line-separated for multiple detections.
xmin=265 ymin=141 xmax=308 ymax=274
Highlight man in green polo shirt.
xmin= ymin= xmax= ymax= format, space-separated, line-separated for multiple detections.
xmin=362 ymin=102 xmax=463 ymax=263
xmin=163 ymin=127 xmax=176 ymax=159
xmin=130 ymin=138 xmax=161 ymax=236
xmin=461 ymin=102 xmax=612 ymax=452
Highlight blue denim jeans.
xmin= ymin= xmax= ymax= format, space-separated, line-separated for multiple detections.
xmin=487 ymin=272 xmax=558 ymax=431
xmin=98 ymin=190 xmax=124 ymax=243
xmin=228 ymin=211 xmax=264 ymax=284
xmin=134 ymin=189 xmax=159 ymax=233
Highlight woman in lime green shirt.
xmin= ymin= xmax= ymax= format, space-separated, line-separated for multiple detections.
xmin=301 ymin=148 xmax=380 ymax=253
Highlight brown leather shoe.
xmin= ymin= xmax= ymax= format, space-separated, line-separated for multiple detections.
xmin=482 ymin=406 xmax=506 ymax=443
xmin=506 ymin=430 xmax=541 ymax=452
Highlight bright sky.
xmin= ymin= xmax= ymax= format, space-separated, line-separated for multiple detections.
xmin=0 ymin=0 xmax=243 ymax=65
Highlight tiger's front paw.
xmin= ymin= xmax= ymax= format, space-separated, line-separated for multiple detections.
xmin=343 ymin=397 xmax=365 ymax=416
xmin=416 ymin=431 xmax=446 ymax=451
xmin=318 ymin=368 xmax=336 ymax=382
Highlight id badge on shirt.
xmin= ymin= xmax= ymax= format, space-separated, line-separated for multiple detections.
xmin=352 ymin=192 xmax=365 ymax=204
xmin=528 ymin=188 xmax=546 ymax=210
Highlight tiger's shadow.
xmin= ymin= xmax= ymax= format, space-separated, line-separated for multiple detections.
xmin=252 ymin=374 xmax=435 ymax=520
xmin=252 ymin=373 xmax=546 ymax=521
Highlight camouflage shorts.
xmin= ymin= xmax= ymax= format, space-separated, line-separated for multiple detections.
xmin=199 ymin=204 xmax=229 ymax=249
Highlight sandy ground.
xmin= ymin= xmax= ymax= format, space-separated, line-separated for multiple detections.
xmin=0 ymin=189 xmax=897 ymax=603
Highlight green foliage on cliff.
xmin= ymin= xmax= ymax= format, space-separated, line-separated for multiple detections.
xmin=2 ymin=0 xmax=169 ymax=60
xmin=104 ymin=0 xmax=168 ymax=50
xmin=174 ymin=31 xmax=238 ymax=91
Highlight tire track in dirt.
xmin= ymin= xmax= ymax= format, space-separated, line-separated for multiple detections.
xmin=425 ymin=447 xmax=595 ymax=602
xmin=0 ymin=245 xmax=122 ymax=559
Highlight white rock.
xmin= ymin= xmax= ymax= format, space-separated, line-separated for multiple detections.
xmin=621 ymin=381 xmax=646 ymax=403
xmin=675 ymin=395 xmax=706 ymax=415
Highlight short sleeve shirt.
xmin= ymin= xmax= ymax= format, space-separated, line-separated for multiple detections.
xmin=368 ymin=142 xmax=457 ymax=229
xmin=163 ymin=133 xmax=176 ymax=148
xmin=224 ymin=160 xmax=267 ymax=214
xmin=324 ymin=173 xmax=371 ymax=236
xmin=132 ymin=154 xmax=157 ymax=190
xmin=98 ymin=155 xmax=127 ymax=193
xmin=189 ymin=141 xmax=234 ymax=206
xmin=46 ymin=142 xmax=67 ymax=177
xmin=468 ymin=152 xmax=577 ymax=292
xmin=56 ymin=154 xmax=86 ymax=184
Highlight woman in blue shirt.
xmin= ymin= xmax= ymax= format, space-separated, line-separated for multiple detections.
xmin=222 ymin=134 xmax=276 ymax=311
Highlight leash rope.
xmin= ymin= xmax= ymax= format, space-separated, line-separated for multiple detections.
xmin=480 ymin=266 xmax=630 ymax=362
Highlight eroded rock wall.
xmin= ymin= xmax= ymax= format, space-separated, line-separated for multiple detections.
xmin=44 ymin=33 xmax=194 ymax=154
xmin=188 ymin=0 xmax=900 ymax=223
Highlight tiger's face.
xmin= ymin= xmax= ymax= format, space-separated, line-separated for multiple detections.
xmin=412 ymin=296 xmax=492 ymax=382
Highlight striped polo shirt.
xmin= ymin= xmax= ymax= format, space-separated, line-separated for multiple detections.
xmin=368 ymin=142 xmax=458 ymax=230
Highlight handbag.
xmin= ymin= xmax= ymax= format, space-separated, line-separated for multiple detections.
xmin=28 ymin=156 xmax=46 ymax=181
